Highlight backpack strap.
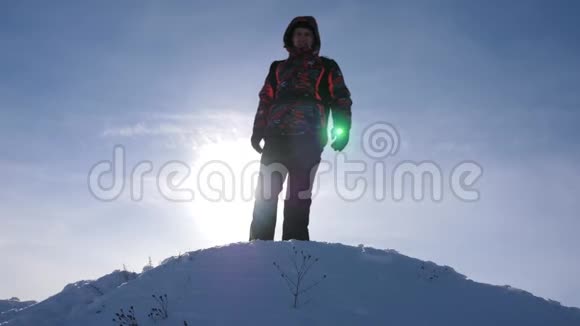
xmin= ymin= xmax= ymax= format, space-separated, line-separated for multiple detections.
xmin=270 ymin=60 xmax=280 ymax=97
xmin=318 ymin=56 xmax=333 ymax=106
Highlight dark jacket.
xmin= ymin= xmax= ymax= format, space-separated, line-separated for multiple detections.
xmin=252 ymin=16 xmax=353 ymax=147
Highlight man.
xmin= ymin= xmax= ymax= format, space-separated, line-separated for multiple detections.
xmin=249 ymin=16 xmax=353 ymax=241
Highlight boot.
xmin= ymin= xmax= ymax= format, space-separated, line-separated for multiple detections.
xmin=282 ymin=198 xmax=311 ymax=241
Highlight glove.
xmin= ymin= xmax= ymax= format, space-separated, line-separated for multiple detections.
xmin=330 ymin=127 xmax=349 ymax=152
xmin=251 ymin=131 xmax=264 ymax=154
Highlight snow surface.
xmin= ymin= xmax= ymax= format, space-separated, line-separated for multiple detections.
xmin=2 ymin=241 xmax=580 ymax=325
xmin=0 ymin=298 xmax=36 ymax=323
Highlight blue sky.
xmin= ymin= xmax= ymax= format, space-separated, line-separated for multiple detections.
xmin=1 ymin=0 xmax=580 ymax=308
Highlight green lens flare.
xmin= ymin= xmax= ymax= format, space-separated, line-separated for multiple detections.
xmin=335 ymin=128 xmax=344 ymax=136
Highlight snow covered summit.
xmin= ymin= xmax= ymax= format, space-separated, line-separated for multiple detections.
xmin=2 ymin=241 xmax=580 ymax=325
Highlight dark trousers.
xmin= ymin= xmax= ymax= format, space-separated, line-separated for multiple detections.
xmin=249 ymin=135 xmax=323 ymax=241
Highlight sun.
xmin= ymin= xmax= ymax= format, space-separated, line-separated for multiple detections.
xmin=185 ymin=138 xmax=265 ymax=245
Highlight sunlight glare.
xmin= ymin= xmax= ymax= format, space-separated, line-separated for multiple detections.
xmin=186 ymin=138 xmax=263 ymax=245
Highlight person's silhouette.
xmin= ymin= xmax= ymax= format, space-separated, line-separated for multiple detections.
xmin=249 ymin=16 xmax=353 ymax=241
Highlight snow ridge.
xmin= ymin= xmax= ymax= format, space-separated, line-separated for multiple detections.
xmin=2 ymin=241 xmax=579 ymax=326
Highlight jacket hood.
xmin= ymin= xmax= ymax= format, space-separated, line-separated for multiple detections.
xmin=283 ymin=16 xmax=321 ymax=56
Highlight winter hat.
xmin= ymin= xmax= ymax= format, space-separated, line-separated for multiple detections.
xmin=290 ymin=21 xmax=316 ymax=36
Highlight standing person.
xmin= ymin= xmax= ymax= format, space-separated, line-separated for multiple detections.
xmin=249 ymin=16 xmax=353 ymax=241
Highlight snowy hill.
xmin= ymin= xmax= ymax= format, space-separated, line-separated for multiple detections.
xmin=0 ymin=270 xmax=138 ymax=325
xmin=2 ymin=241 xmax=580 ymax=325
xmin=0 ymin=298 xmax=36 ymax=323
xmin=0 ymin=298 xmax=36 ymax=313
